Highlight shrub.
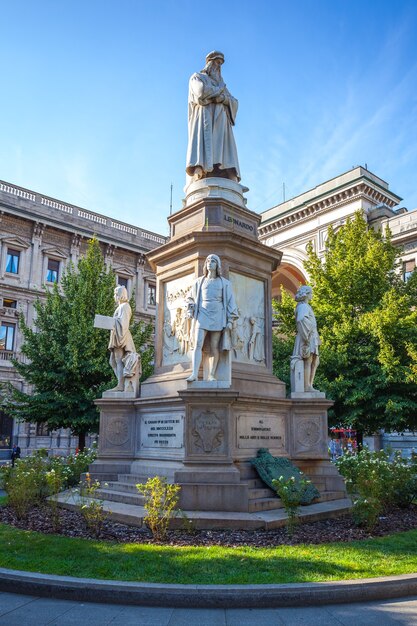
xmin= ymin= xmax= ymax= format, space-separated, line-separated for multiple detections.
xmin=137 ymin=476 xmax=180 ymax=541
xmin=336 ymin=448 xmax=417 ymax=530
xmin=1 ymin=457 xmax=44 ymax=519
xmin=77 ymin=472 xmax=107 ymax=537
xmin=0 ymin=446 xmax=98 ymax=519
xmin=272 ymin=474 xmax=313 ymax=536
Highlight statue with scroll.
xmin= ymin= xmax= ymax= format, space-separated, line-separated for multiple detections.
xmin=108 ymin=286 xmax=141 ymax=392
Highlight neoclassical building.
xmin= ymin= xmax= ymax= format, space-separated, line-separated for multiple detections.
xmin=0 ymin=179 xmax=167 ymax=457
xmin=259 ymin=166 xmax=415 ymax=296
xmin=259 ymin=166 xmax=417 ymax=454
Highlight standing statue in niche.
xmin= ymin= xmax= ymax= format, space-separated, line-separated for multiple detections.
xmin=108 ymin=286 xmax=141 ymax=391
xmin=290 ymin=285 xmax=321 ymax=394
xmin=186 ymin=254 xmax=238 ymax=382
xmin=186 ymin=51 xmax=240 ymax=182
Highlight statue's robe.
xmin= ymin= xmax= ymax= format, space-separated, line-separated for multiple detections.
xmin=292 ymin=302 xmax=321 ymax=360
xmin=186 ymin=71 xmax=240 ymax=181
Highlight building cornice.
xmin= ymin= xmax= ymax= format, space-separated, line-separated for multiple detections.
xmin=258 ymin=180 xmax=401 ymax=240
xmin=0 ymin=180 xmax=168 ymax=254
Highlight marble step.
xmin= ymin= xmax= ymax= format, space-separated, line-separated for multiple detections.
xmin=248 ymin=497 xmax=284 ymax=512
xmin=105 ymin=481 xmax=143 ymax=494
xmin=95 ymin=488 xmax=145 ymax=506
xmin=248 ymin=487 xmax=276 ymax=499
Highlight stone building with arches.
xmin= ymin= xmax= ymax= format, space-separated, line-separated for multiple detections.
xmin=259 ymin=166 xmax=417 ymax=454
xmin=258 ymin=166 xmax=415 ymax=296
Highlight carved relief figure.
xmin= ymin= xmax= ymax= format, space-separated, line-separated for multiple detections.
xmin=186 ymin=254 xmax=238 ymax=382
xmin=172 ymin=307 xmax=192 ymax=355
xmin=186 ymin=51 xmax=240 ymax=182
xmin=291 ymin=285 xmax=321 ymax=392
xmin=108 ymin=285 xmax=141 ymax=391
xmin=162 ymin=318 xmax=177 ymax=357
xmin=248 ymin=316 xmax=265 ymax=363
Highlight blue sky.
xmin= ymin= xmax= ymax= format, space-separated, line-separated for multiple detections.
xmin=1 ymin=0 xmax=417 ymax=236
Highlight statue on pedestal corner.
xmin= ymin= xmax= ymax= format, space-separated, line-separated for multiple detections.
xmin=290 ymin=285 xmax=323 ymax=396
xmin=108 ymin=286 xmax=141 ymax=392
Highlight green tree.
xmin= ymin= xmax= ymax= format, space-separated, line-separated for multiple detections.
xmin=2 ymin=238 xmax=154 ymax=449
xmin=273 ymin=212 xmax=417 ymax=434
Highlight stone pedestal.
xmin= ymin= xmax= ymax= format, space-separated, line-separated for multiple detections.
xmin=91 ymin=178 xmax=346 ymax=515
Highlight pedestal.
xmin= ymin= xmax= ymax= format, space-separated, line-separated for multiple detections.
xmin=91 ymin=178 xmax=347 ymax=515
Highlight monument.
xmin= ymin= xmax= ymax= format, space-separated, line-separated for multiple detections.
xmin=91 ymin=52 xmax=346 ymax=518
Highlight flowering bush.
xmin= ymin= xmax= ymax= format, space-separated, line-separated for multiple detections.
xmin=0 ymin=446 xmax=98 ymax=519
xmin=76 ymin=472 xmax=107 ymax=536
xmin=272 ymin=474 xmax=313 ymax=536
xmin=336 ymin=448 xmax=417 ymax=530
xmin=137 ymin=476 xmax=181 ymax=541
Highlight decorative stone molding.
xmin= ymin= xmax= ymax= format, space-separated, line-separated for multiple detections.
xmin=192 ymin=410 xmax=224 ymax=453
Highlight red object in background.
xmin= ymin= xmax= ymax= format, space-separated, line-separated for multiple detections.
xmin=329 ymin=427 xmax=358 ymax=458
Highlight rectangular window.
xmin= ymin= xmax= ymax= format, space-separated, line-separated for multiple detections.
xmin=403 ymin=259 xmax=415 ymax=282
xmin=147 ymin=284 xmax=156 ymax=306
xmin=0 ymin=322 xmax=15 ymax=351
xmin=5 ymin=249 xmax=20 ymax=274
xmin=46 ymin=258 xmax=60 ymax=283
xmin=117 ymin=276 xmax=129 ymax=289
xmin=3 ymin=299 xmax=17 ymax=309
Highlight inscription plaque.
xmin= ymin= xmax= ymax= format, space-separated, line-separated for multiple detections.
xmin=237 ymin=414 xmax=285 ymax=449
xmin=140 ymin=414 xmax=184 ymax=448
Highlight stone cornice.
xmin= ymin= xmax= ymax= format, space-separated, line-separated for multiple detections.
xmin=258 ymin=182 xmax=400 ymax=240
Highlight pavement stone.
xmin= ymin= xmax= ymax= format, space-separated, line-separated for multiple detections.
xmin=1 ymin=594 xmax=417 ymax=625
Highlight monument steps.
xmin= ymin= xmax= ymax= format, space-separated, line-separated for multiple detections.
xmin=103 ymin=481 xmax=142 ymax=494
xmin=55 ymin=490 xmax=352 ymax=530
xmin=248 ymin=487 xmax=278 ymax=499
xmin=94 ymin=488 xmax=145 ymax=507
xmin=248 ymin=497 xmax=284 ymax=513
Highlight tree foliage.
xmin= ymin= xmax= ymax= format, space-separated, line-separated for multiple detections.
xmin=273 ymin=212 xmax=417 ymax=434
xmin=2 ymin=238 xmax=154 ymax=445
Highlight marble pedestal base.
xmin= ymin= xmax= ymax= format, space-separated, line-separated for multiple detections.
xmin=91 ymin=388 xmax=346 ymax=513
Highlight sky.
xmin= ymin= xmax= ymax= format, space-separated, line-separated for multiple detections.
xmin=1 ymin=0 xmax=417 ymax=236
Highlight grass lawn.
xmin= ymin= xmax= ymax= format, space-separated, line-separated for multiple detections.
xmin=0 ymin=523 xmax=417 ymax=584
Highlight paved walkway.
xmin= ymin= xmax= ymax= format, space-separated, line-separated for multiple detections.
xmin=1 ymin=592 xmax=417 ymax=625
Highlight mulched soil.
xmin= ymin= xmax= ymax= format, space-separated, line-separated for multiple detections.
xmin=1 ymin=503 xmax=417 ymax=547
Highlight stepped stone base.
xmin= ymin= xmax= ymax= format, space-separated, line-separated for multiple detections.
xmin=55 ymin=490 xmax=352 ymax=531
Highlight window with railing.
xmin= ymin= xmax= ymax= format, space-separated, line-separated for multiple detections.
xmin=46 ymin=258 xmax=60 ymax=283
xmin=5 ymin=249 xmax=20 ymax=274
xmin=0 ymin=322 xmax=15 ymax=351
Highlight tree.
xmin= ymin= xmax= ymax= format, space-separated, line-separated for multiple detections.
xmin=2 ymin=238 xmax=154 ymax=449
xmin=273 ymin=212 xmax=417 ymax=435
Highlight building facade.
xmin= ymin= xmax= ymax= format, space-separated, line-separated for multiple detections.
xmin=259 ymin=166 xmax=415 ymax=295
xmin=259 ymin=166 xmax=417 ymax=455
xmin=0 ymin=179 xmax=167 ymax=457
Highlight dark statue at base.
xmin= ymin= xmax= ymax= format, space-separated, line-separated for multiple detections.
xmin=251 ymin=448 xmax=320 ymax=505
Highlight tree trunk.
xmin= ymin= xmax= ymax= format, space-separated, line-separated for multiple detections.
xmin=78 ymin=432 xmax=86 ymax=451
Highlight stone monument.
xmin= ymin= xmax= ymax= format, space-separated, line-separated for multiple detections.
xmin=91 ymin=52 xmax=346 ymax=518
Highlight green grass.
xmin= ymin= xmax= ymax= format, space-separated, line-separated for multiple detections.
xmin=1 ymin=523 xmax=417 ymax=584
